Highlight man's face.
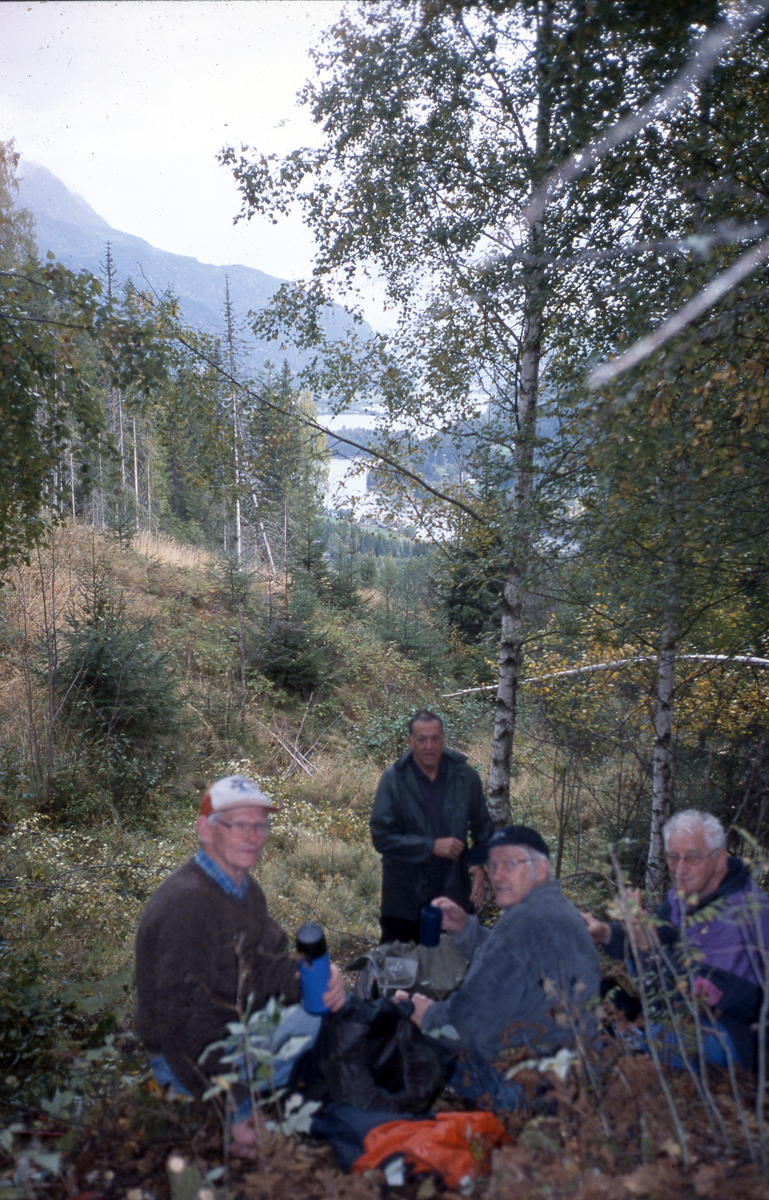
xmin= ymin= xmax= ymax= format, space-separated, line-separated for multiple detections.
xmin=486 ymin=845 xmax=549 ymax=910
xmin=196 ymin=805 xmax=269 ymax=884
xmin=665 ymin=828 xmax=728 ymax=901
xmin=408 ymin=719 xmax=445 ymax=777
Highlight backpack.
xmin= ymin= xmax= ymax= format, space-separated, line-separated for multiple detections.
xmin=287 ymin=994 xmax=455 ymax=1113
xmin=347 ymin=935 xmax=469 ymax=1001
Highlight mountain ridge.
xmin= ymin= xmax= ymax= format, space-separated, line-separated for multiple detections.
xmin=15 ymin=161 xmax=363 ymax=374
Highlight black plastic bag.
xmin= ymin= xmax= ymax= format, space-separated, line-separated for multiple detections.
xmin=288 ymin=994 xmax=455 ymax=1113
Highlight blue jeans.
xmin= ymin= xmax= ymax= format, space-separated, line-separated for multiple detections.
xmin=149 ymin=1007 xmax=323 ymax=1123
xmin=148 ymin=1054 xmax=193 ymax=1096
xmin=645 ymin=1020 xmax=739 ymax=1070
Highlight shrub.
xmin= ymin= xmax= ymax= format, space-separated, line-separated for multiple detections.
xmin=0 ymin=941 xmax=80 ymax=1111
xmin=42 ymin=567 xmax=183 ymax=826
xmin=249 ymin=578 xmax=345 ymax=699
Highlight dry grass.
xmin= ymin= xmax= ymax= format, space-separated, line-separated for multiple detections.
xmin=133 ymin=530 xmax=214 ymax=571
xmin=0 ymin=523 xmax=491 ymax=983
xmin=290 ymin=753 xmax=383 ymax=815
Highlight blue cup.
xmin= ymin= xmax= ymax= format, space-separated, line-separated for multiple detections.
xmin=419 ymin=903 xmax=443 ymax=947
xmin=296 ymin=922 xmax=331 ymax=1014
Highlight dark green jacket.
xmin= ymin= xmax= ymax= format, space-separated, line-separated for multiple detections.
xmin=370 ymin=748 xmax=494 ymax=922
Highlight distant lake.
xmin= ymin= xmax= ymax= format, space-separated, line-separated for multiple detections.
xmin=326 ymin=453 xmax=373 ymax=512
xmin=320 ymin=409 xmax=378 ymax=512
xmin=322 ymin=410 xmax=381 ymax=432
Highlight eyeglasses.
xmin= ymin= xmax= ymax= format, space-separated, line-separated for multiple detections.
xmin=217 ymin=819 xmax=269 ymax=837
xmin=487 ymin=857 xmax=534 ymax=873
xmin=665 ymin=850 xmax=716 ymax=866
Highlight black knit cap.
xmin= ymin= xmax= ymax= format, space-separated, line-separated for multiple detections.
xmin=466 ymin=824 xmax=550 ymax=866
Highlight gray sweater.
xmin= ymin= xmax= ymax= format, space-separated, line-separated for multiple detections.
xmin=421 ymin=878 xmax=601 ymax=1063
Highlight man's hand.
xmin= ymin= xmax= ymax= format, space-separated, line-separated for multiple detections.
xmin=230 ymin=1112 xmax=265 ymax=1157
xmin=581 ymin=891 xmax=658 ymax=952
xmin=581 ymin=910 xmax=611 ymax=946
xmin=324 ymin=962 xmax=347 ymax=1012
xmin=469 ymin=865 xmax=486 ymax=909
xmin=433 ymin=836 xmax=465 ymax=860
xmin=616 ymin=889 xmax=658 ymax=952
xmin=393 ymin=989 xmax=436 ymax=1029
xmin=431 ymin=895 xmax=469 ymax=934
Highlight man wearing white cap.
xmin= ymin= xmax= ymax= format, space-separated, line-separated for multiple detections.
xmin=135 ymin=775 xmax=345 ymax=1153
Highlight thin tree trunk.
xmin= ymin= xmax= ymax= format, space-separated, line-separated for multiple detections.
xmin=69 ymin=449 xmax=76 ymax=519
xmin=251 ymin=495 xmax=277 ymax=577
xmin=487 ymin=1 xmax=552 ymax=823
xmin=118 ymin=388 xmax=126 ymax=491
xmin=646 ymin=572 xmax=679 ymax=893
xmin=146 ymin=442 xmax=152 ymax=531
xmin=225 ymin=277 xmax=242 ymax=564
xmin=133 ymin=414 xmax=140 ymax=531
xmin=237 ymin=603 xmax=247 ymax=722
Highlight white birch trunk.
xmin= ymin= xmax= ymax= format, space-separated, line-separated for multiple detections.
xmin=646 ymin=585 xmax=678 ymax=893
xmin=146 ymin=447 xmax=152 ymax=531
xmin=117 ymin=389 xmax=126 ymax=491
xmin=225 ymin=277 xmax=242 ymax=564
xmin=132 ymin=414 xmax=140 ymax=532
xmin=486 ymin=2 xmax=552 ymax=824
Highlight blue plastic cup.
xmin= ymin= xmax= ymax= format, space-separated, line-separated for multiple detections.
xmin=296 ymin=922 xmax=331 ymax=1014
xmin=419 ymin=903 xmax=443 ymax=947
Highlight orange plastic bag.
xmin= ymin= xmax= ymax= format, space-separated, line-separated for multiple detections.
xmin=350 ymin=1111 xmax=511 ymax=1189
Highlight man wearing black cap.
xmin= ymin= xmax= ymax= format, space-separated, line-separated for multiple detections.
xmin=395 ymin=825 xmax=601 ymax=1108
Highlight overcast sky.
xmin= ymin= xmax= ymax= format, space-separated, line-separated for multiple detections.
xmin=1 ymin=0 xmax=347 ymax=283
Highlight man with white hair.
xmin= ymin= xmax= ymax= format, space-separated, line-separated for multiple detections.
xmin=135 ymin=775 xmax=345 ymax=1153
xmin=583 ymin=809 xmax=769 ymax=1068
xmin=396 ymin=825 xmax=601 ymax=1108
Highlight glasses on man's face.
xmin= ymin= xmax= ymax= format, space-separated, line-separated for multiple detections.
xmin=487 ymin=857 xmax=534 ymax=874
xmin=217 ymin=819 xmax=269 ymax=838
xmin=665 ymin=850 xmax=715 ymax=866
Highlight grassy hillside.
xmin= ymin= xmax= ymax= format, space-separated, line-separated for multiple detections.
xmin=0 ymin=524 xmax=493 ymax=1009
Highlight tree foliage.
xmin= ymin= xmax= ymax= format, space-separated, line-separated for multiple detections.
xmin=0 ymin=141 xmax=173 ymax=570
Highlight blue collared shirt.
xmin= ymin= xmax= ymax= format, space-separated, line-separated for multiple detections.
xmin=194 ymin=848 xmax=249 ymax=899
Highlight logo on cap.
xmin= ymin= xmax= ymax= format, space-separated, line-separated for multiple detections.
xmin=199 ymin=775 xmax=278 ymax=817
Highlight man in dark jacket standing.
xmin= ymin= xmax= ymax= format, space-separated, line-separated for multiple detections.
xmin=370 ymin=710 xmax=494 ymax=943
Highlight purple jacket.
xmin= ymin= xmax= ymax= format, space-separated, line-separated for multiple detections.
xmin=659 ymin=857 xmax=769 ymax=990
xmin=606 ymin=857 xmax=769 ymax=1067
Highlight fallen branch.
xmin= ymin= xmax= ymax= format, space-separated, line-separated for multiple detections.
xmin=256 ymin=719 xmax=316 ymax=776
xmin=442 ymin=653 xmax=769 ymax=697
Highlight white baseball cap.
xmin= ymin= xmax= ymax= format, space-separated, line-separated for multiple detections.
xmin=199 ymin=775 xmax=277 ymax=817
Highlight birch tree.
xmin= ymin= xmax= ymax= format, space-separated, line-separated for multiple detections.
xmin=221 ymin=0 xmax=713 ymax=820
xmin=551 ymin=6 xmax=769 ymax=886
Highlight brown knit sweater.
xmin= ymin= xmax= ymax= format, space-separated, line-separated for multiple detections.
xmin=135 ymin=858 xmax=301 ymax=1098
